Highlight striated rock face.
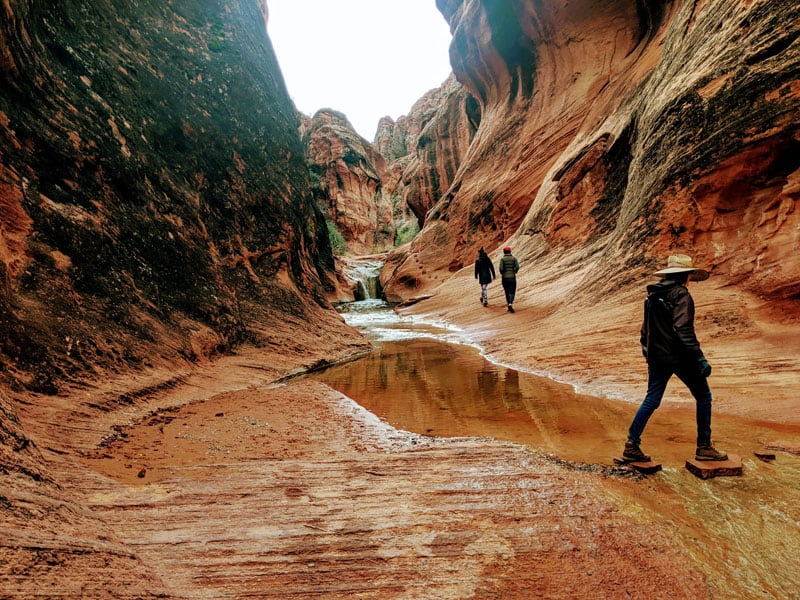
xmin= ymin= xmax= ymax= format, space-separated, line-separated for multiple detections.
xmin=302 ymin=75 xmax=478 ymax=267
xmin=0 ymin=1 xmax=354 ymax=391
xmin=302 ymin=109 xmax=395 ymax=255
xmin=0 ymin=2 xmax=370 ymax=594
xmin=376 ymin=75 xmax=480 ymax=227
xmin=384 ymin=0 xmax=800 ymax=303
xmin=374 ymin=78 xmax=458 ymax=162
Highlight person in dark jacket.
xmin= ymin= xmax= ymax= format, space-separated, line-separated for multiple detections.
xmin=497 ymin=246 xmax=520 ymax=313
xmin=622 ymin=254 xmax=727 ymax=463
xmin=474 ymin=247 xmax=496 ymax=306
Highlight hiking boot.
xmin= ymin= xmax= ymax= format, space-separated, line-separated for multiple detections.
xmin=695 ymin=445 xmax=728 ymax=461
xmin=622 ymin=441 xmax=651 ymax=462
xmin=508 ymin=305 xmax=515 ymax=313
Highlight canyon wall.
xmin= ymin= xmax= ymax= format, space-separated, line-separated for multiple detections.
xmin=375 ymin=75 xmax=480 ymax=228
xmin=301 ymin=109 xmax=396 ymax=255
xmin=303 ymin=75 xmax=479 ymax=299
xmin=384 ymin=0 xmax=800 ymax=303
xmin=0 ymin=2 xmax=371 ymax=592
xmin=305 ymin=74 xmax=481 ymax=265
xmin=0 ymin=0 xmax=357 ymax=395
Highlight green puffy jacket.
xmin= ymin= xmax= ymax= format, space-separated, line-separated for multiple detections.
xmin=498 ymin=254 xmax=519 ymax=280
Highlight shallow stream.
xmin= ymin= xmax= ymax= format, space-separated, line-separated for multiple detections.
xmin=311 ymin=300 xmax=800 ymax=599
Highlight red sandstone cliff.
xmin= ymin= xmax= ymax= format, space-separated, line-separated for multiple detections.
xmin=384 ymin=0 xmax=800 ymax=305
xmin=0 ymin=1 xmax=362 ymax=396
xmin=376 ymin=75 xmax=479 ymax=229
xmin=301 ymin=76 xmax=478 ymax=263
xmin=0 ymin=2 xmax=368 ymax=589
xmin=301 ymin=109 xmax=396 ymax=255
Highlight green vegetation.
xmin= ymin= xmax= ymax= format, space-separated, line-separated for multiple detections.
xmin=326 ymin=219 xmax=347 ymax=256
xmin=207 ymin=20 xmax=226 ymax=53
xmin=308 ymin=169 xmax=323 ymax=192
xmin=395 ymin=220 xmax=420 ymax=246
xmin=342 ymin=149 xmax=363 ymax=167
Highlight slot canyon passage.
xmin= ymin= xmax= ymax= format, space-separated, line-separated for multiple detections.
xmin=2 ymin=1 xmax=800 ymax=599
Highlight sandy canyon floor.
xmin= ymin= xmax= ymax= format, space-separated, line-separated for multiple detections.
xmin=3 ymin=270 xmax=800 ymax=599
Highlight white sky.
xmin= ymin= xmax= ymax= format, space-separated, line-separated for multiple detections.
xmin=266 ymin=0 xmax=453 ymax=141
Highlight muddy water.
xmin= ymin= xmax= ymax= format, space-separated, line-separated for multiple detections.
xmin=313 ymin=302 xmax=800 ymax=600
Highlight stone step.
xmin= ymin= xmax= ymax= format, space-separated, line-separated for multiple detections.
xmin=685 ymin=454 xmax=743 ymax=479
xmin=613 ymin=457 xmax=663 ymax=474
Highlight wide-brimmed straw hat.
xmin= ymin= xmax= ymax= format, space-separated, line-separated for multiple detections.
xmin=654 ymin=254 xmax=709 ymax=281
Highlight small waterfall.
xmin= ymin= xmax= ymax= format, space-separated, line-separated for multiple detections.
xmin=344 ymin=260 xmax=384 ymax=301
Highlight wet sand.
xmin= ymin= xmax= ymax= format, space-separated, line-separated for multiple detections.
xmin=6 ymin=281 xmax=799 ymax=598
xmin=63 ymin=310 xmax=800 ymax=599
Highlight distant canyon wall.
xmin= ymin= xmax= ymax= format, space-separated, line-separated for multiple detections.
xmin=0 ymin=0 xmax=350 ymax=392
xmin=301 ymin=75 xmax=478 ymax=265
xmin=301 ymin=109 xmax=396 ymax=255
xmin=375 ymin=74 xmax=480 ymax=228
xmin=383 ymin=0 xmax=799 ymax=301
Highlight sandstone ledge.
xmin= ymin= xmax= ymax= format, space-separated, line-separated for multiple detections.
xmin=3 ymin=350 xmax=711 ymax=599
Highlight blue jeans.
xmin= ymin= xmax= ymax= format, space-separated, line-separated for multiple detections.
xmin=480 ymin=283 xmax=489 ymax=303
xmin=628 ymin=361 xmax=712 ymax=447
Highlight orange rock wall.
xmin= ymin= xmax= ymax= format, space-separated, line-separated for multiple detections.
xmin=0 ymin=1 xmax=353 ymax=392
xmin=376 ymin=75 xmax=479 ymax=227
xmin=385 ymin=0 xmax=799 ymax=302
xmin=302 ymin=109 xmax=396 ymax=255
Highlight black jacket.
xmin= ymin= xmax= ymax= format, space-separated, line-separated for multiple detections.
xmin=640 ymin=279 xmax=705 ymax=365
xmin=475 ymin=253 xmax=495 ymax=284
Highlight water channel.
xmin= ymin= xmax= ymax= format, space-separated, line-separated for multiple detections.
xmin=311 ymin=300 xmax=800 ymax=599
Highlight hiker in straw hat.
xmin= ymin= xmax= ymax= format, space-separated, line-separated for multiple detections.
xmin=622 ymin=254 xmax=728 ymax=463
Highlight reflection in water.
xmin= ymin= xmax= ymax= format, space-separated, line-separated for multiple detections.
xmin=312 ymin=337 xmax=630 ymax=458
xmin=312 ymin=302 xmax=800 ymax=599
xmin=502 ymin=368 xmax=521 ymax=408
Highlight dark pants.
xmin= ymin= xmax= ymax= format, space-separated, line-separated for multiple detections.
xmin=501 ymin=278 xmax=516 ymax=305
xmin=628 ymin=361 xmax=712 ymax=447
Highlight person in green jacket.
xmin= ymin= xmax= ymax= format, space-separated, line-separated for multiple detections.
xmin=497 ymin=246 xmax=519 ymax=313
